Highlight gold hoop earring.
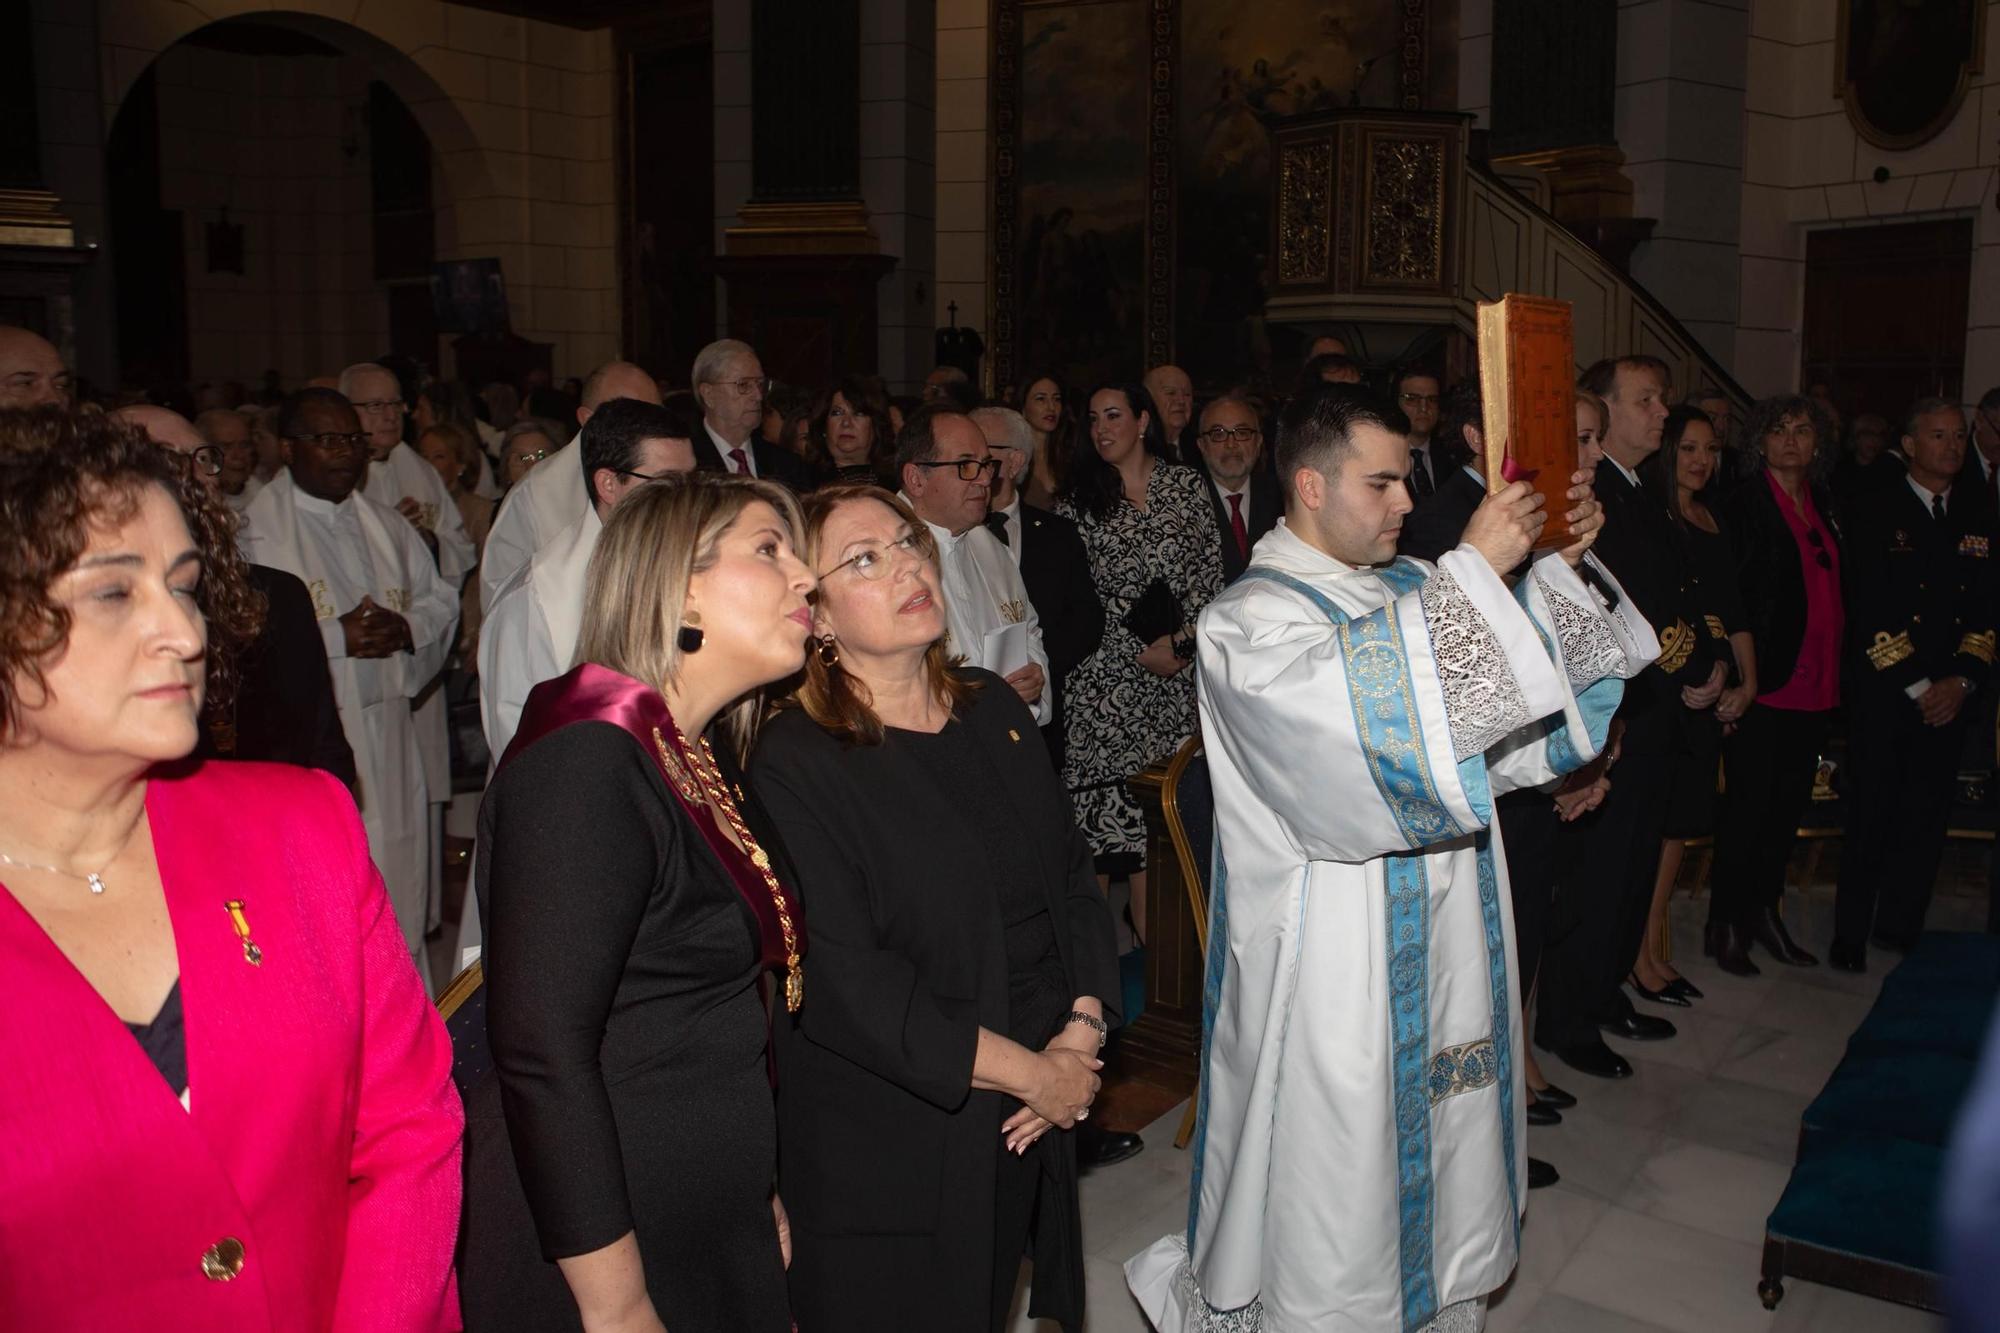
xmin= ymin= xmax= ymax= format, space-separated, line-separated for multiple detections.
xmin=816 ymin=635 xmax=840 ymax=669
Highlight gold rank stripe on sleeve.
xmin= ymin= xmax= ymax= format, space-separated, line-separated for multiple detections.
xmin=1704 ymin=614 xmax=1727 ymax=640
xmin=1656 ymin=619 xmax=1697 ymax=674
xmin=1958 ymin=630 xmax=1997 ymax=665
xmin=1867 ymin=629 xmax=1915 ymax=671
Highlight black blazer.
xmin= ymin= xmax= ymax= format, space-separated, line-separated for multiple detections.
xmin=695 ymin=430 xmax=815 ymax=491
xmin=1017 ymin=502 xmax=1105 ymax=704
xmin=749 ymin=672 xmax=1119 ymax=1327
xmin=1721 ymin=471 xmax=1840 ymax=694
xmin=1207 ymin=472 xmax=1283 ymax=582
xmin=1594 ymin=458 xmax=1710 ymax=695
xmin=1841 ymin=478 xmax=2000 ymax=699
xmin=198 ymin=564 xmax=357 ymax=792
xmin=1397 ymin=464 xmax=1485 ymax=563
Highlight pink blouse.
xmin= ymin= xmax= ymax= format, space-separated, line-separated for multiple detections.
xmin=1759 ymin=469 xmax=1843 ymax=712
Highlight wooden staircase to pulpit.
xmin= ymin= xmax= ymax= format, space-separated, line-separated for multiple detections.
xmin=1264 ymin=108 xmax=1747 ymax=404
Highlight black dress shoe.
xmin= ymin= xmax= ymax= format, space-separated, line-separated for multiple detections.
xmin=1871 ymin=931 xmax=1916 ymax=955
xmin=1600 ymin=1011 xmax=1677 ymax=1041
xmin=1828 ymin=938 xmax=1868 ymax=973
xmin=1550 ymin=1039 xmax=1633 ymax=1078
xmin=1663 ymin=976 xmax=1704 ymax=1001
xmin=1526 ymin=1099 xmax=1563 ymax=1126
xmin=1627 ymin=971 xmax=1692 ymax=1007
xmin=1712 ymin=922 xmax=1760 ymax=977
xmin=1076 ymin=1125 xmax=1144 ymax=1170
xmin=1528 ymin=1156 xmax=1560 ymax=1189
xmin=1530 ymin=1081 xmax=1577 ymax=1110
xmin=1752 ymin=908 xmax=1819 ymax=967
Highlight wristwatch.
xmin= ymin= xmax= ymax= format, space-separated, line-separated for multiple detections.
xmin=1171 ymin=633 xmax=1195 ymax=663
xmin=1063 ymin=1010 xmax=1108 ymax=1048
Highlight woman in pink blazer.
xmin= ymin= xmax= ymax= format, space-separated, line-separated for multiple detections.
xmin=0 ymin=408 xmax=463 ymax=1331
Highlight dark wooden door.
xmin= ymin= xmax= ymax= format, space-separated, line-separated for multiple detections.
xmin=1803 ymin=219 xmax=1972 ymax=428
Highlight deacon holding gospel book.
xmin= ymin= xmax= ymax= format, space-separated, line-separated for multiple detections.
xmin=1128 ymin=383 xmax=1657 ymax=1331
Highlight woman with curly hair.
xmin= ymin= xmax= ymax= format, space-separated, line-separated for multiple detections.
xmin=0 ymin=406 xmax=463 ymax=1330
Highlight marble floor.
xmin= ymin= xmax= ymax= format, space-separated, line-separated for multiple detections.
xmin=1008 ymin=886 xmax=1984 ymax=1332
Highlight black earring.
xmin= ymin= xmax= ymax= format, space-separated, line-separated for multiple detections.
xmin=678 ymin=608 xmax=703 ymax=653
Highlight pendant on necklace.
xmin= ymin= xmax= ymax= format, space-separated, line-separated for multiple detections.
xmin=86 ymin=873 xmax=105 ymax=895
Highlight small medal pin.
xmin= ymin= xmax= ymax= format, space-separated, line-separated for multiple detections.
xmin=224 ymin=899 xmax=263 ymax=967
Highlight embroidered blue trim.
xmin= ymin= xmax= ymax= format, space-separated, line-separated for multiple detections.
xmin=1474 ymin=833 xmax=1520 ymax=1229
xmin=1187 ymin=841 xmax=1231 ymax=1249
xmin=1238 ymin=565 xmax=1469 ymax=849
xmin=1387 ymin=852 xmax=1439 ymax=1330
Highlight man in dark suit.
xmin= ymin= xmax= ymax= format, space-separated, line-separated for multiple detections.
xmin=1397 ymin=379 xmax=1487 ymax=564
xmin=1194 ymin=394 xmax=1281 ymax=582
xmin=1833 ymin=398 xmax=1998 ymax=969
xmin=1536 ymin=355 xmax=1716 ymax=1080
xmin=690 ymin=337 xmax=814 ymax=490
xmin=972 ymin=406 xmax=1104 ymax=769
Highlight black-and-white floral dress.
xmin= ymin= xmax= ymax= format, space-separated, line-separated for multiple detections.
xmin=1055 ymin=462 xmax=1224 ymax=865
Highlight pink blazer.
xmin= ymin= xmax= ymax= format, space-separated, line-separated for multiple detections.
xmin=0 ymin=761 xmax=463 ymax=1331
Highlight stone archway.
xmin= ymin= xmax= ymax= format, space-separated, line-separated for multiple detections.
xmin=97 ymin=0 xmax=622 ymax=377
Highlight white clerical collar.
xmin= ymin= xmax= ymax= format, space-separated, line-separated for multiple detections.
xmin=1908 ymin=474 xmax=1950 ymax=510
xmin=292 ymin=485 xmax=352 ymax=518
xmin=1264 ymin=518 xmax=1360 ymax=575
xmin=905 ymin=500 xmax=966 ymax=552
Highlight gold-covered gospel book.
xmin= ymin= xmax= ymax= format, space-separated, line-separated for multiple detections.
xmin=1476 ymin=293 xmax=1577 ymax=549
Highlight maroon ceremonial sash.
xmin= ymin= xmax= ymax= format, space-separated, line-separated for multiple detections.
xmin=500 ymin=663 xmax=804 ymax=978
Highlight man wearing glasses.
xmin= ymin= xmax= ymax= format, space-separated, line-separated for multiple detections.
xmin=897 ymin=406 xmax=1052 ymax=723
xmin=240 ymin=388 xmax=459 ymax=989
xmin=1194 ymin=395 xmax=1280 ymax=583
xmin=479 ymin=398 xmax=700 ymax=761
xmin=1395 ymin=366 xmax=1444 ymax=502
xmin=337 ymin=362 xmax=476 ymax=588
xmin=691 ymin=338 xmax=812 ymax=490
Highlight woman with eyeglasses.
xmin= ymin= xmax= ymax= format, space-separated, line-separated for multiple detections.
xmin=1055 ymin=381 xmax=1223 ymax=949
xmin=1628 ymin=407 xmax=1755 ymax=1003
xmin=750 ymin=483 xmax=1119 ymax=1332
xmin=499 ymin=418 xmax=563 ymax=489
xmin=1705 ymin=395 xmax=1842 ymax=976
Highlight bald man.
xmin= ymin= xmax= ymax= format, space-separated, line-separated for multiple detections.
xmin=111 ymin=403 xmax=358 ymax=792
xmin=0 ymin=326 xmax=71 ymax=408
xmin=478 ymin=359 xmax=662 ymax=606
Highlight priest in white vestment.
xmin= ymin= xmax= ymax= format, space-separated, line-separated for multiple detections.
xmin=240 ymin=389 xmax=458 ymax=988
xmin=898 ymin=408 xmax=1052 ymax=724
xmin=1128 ymin=385 xmax=1658 ymax=1333
xmin=478 ymin=397 xmax=700 ymax=761
xmin=477 ymin=360 xmax=662 ymax=607
xmin=341 ymin=363 xmax=477 ymax=941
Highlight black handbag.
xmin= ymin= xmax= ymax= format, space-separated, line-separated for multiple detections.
xmin=1123 ymin=578 xmax=1183 ymax=645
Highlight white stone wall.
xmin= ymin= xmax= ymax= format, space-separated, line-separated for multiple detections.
xmin=1735 ymin=0 xmax=2000 ymax=400
xmin=864 ymin=0 xmax=935 ymax=394
xmin=152 ymin=42 xmax=384 ymax=385
xmin=935 ymin=0 xmax=988 ymax=385
xmin=96 ymin=0 xmax=621 ymax=380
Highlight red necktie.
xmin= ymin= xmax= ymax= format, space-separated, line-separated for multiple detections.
xmin=729 ymin=447 xmax=750 ymax=476
xmin=1228 ymin=492 xmax=1249 ymax=560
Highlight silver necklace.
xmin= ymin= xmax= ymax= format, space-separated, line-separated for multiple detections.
xmin=0 ymin=849 xmax=109 ymax=894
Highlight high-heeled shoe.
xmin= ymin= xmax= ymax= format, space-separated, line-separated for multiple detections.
xmin=1627 ymin=970 xmax=1692 ymax=1007
xmin=1663 ymin=976 xmax=1704 ymax=1001
xmin=1709 ymin=922 xmax=1760 ymax=976
xmin=1526 ymin=1100 xmax=1562 ymax=1126
xmin=1529 ymin=1081 xmax=1576 ymax=1110
xmin=1753 ymin=907 xmax=1818 ymax=967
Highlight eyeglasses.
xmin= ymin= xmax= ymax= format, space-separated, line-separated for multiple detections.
xmin=349 ymin=398 xmax=404 ymax=415
xmin=1200 ymin=425 xmax=1262 ymax=445
xmin=287 ymin=431 xmax=369 ymax=456
xmin=616 ymin=466 xmax=677 ymax=483
xmin=169 ymin=445 xmax=224 ymax=477
xmin=912 ymin=457 xmax=1001 ymax=481
xmin=818 ymin=531 xmax=925 ymax=582
xmin=1806 ymin=525 xmax=1831 ymax=570
xmin=717 ymin=377 xmax=770 ymax=397
xmin=1399 ymin=392 xmax=1441 ymax=407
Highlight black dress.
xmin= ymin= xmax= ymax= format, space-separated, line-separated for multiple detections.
xmin=459 ymin=721 xmax=789 ymax=1332
xmin=749 ymin=671 xmax=1120 ymax=1333
xmin=1663 ymin=514 xmax=1747 ymax=838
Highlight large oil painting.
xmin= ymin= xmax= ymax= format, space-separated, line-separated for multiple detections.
xmin=1836 ymin=0 xmax=1985 ymax=150
xmin=1014 ymin=0 xmax=1151 ymax=389
xmin=1174 ymin=2 xmax=1405 ymax=385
